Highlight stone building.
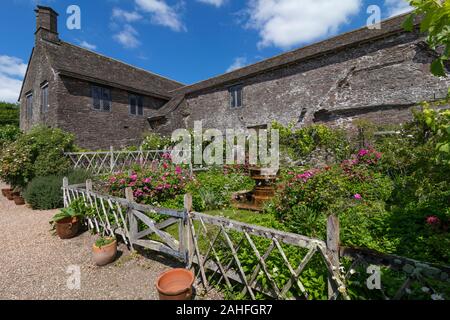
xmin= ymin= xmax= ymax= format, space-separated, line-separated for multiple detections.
xmin=149 ymin=15 xmax=450 ymax=136
xmin=19 ymin=6 xmax=183 ymax=149
xmin=20 ymin=6 xmax=450 ymax=149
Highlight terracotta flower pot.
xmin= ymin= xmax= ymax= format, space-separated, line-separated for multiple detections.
xmin=55 ymin=217 xmax=80 ymax=239
xmin=92 ymin=239 xmax=117 ymax=266
xmin=1 ymin=188 xmax=11 ymax=197
xmin=156 ymin=268 xmax=194 ymax=300
xmin=6 ymin=191 xmax=14 ymax=200
xmin=13 ymin=195 xmax=25 ymax=205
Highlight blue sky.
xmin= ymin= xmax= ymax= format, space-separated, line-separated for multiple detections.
xmin=0 ymin=0 xmax=412 ymax=102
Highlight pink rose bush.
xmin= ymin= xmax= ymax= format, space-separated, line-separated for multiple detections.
xmin=106 ymin=154 xmax=191 ymax=204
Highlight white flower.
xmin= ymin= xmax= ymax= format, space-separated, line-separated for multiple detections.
xmin=405 ymin=288 xmax=412 ymax=294
xmin=338 ymin=286 xmax=346 ymax=293
xmin=349 ymin=269 xmax=356 ymax=275
xmin=421 ymin=287 xmax=430 ymax=293
xmin=431 ymin=293 xmax=444 ymax=300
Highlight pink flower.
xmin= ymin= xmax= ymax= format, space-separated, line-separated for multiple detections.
xmin=426 ymin=216 xmax=440 ymax=225
xmin=354 ymin=194 xmax=362 ymax=200
xmin=109 ymin=177 xmax=117 ymax=183
xmin=119 ymin=179 xmax=126 ymax=185
xmin=143 ymin=178 xmax=151 ymax=183
xmin=358 ymin=149 xmax=369 ymax=157
xmin=175 ymin=166 xmax=182 ymax=174
xmin=163 ymin=162 xmax=169 ymax=169
xmin=130 ymin=174 xmax=138 ymax=181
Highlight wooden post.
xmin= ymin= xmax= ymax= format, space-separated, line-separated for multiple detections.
xmin=110 ymin=146 xmax=114 ymax=173
xmin=183 ymin=194 xmax=193 ymax=267
xmin=125 ymin=187 xmax=137 ymax=251
xmin=85 ymin=179 xmax=92 ymax=192
xmin=62 ymin=177 xmax=68 ymax=207
xmin=139 ymin=145 xmax=144 ymax=166
xmin=327 ymin=215 xmax=340 ymax=299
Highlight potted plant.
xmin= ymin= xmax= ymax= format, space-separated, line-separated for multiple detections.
xmin=1 ymin=186 xmax=12 ymax=197
xmin=5 ymin=187 xmax=14 ymax=200
xmin=50 ymin=207 xmax=83 ymax=239
xmin=92 ymin=236 xmax=117 ymax=266
xmin=12 ymin=188 xmax=25 ymax=205
xmin=156 ymin=268 xmax=195 ymax=300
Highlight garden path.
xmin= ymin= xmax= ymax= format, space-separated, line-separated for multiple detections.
xmin=0 ymin=183 xmax=220 ymax=300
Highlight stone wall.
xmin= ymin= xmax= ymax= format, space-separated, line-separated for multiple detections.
xmin=174 ymin=31 xmax=450 ymax=134
xmin=55 ymin=76 xmax=167 ymax=149
xmin=19 ymin=42 xmax=59 ymax=131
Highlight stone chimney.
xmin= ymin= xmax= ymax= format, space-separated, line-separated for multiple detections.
xmin=35 ymin=6 xmax=59 ymax=44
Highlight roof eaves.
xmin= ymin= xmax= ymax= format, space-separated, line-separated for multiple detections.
xmin=57 ymin=69 xmax=173 ymax=100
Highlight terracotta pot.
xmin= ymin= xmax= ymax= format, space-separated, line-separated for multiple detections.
xmin=156 ymin=268 xmax=194 ymax=300
xmin=55 ymin=217 xmax=80 ymax=239
xmin=13 ymin=195 xmax=25 ymax=205
xmin=92 ymin=239 xmax=117 ymax=266
xmin=1 ymin=188 xmax=11 ymax=197
xmin=6 ymin=190 xmax=14 ymax=200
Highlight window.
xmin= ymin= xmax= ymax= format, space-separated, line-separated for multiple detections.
xmin=26 ymin=92 xmax=33 ymax=120
xmin=91 ymin=85 xmax=111 ymax=111
xmin=129 ymin=94 xmax=144 ymax=116
xmin=229 ymin=85 xmax=243 ymax=108
xmin=41 ymin=83 xmax=49 ymax=113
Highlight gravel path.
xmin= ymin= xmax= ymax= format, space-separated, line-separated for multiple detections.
xmin=0 ymin=184 xmax=221 ymax=300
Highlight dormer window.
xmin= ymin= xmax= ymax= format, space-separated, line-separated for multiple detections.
xmin=229 ymin=85 xmax=243 ymax=108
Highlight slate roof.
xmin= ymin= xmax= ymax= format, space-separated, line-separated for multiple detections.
xmin=42 ymin=40 xmax=184 ymax=99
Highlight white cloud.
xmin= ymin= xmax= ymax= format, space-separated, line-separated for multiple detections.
xmin=246 ymin=0 xmax=362 ymax=49
xmin=112 ymin=8 xmax=143 ymax=22
xmin=384 ymin=0 xmax=413 ymax=17
xmin=78 ymin=40 xmax=97 ymax=51
xmin=0 ymin=55 xmax=27 ymax=103
xmin=197 ymin=0 xmax=225 ymax=7
xmin=135 ymin=0 xmax=186 ymax=31
xmin=227 ymin=57 xmax=248 ymax=72
xmin=113 ymin=25 xmax=141 ymax=48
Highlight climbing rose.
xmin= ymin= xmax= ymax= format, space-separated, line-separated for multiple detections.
xmin=426 ymin=216 xmax=440 ymax=225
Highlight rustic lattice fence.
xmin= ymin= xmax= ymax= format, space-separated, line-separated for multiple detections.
xmin=62 ymin=179 xmax=450 ymax=300
xmin=64 ymin=147 xmax=173 ymax=175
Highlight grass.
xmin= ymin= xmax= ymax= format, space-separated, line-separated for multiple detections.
xmin=147 ymin=208 xmax=285 ymax=244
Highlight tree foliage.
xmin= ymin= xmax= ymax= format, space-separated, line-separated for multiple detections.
xmin=404 ymin=0 xmax=450 ymax=77
xmin=0 ymin=102 xmax=20 ymax=127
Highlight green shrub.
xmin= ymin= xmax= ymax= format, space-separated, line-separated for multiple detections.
xmin=24 ymin=175 xmax=64 ymax=210
xmin=0 ymin=102 xmax=19 ymax=126
xmin=0 ymin=125 xmax=21 ymax=149
xmin=24 ymin=169 xmax=91 ymax=210
xmin=184 ymin=168 xmax=255 ymax=211
xmin=271 ymin=122 xmax=351 ymax=164
xmin=0 ymin=126 xmax=76 ymax=188
xmin=141 ymin=132 xmax=172 ymax=150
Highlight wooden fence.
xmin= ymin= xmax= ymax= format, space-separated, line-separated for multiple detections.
xmin=62 ymin=179 xmax=450 ymax=300
xmin=64 ymin=147 xmax=172 ymax=175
